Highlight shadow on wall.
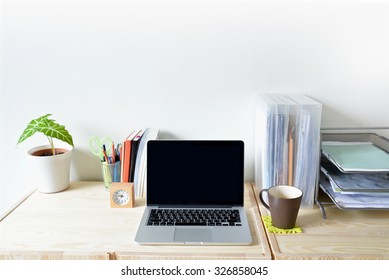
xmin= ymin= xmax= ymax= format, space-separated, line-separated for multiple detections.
xmin=312 ymin=96 xmax=362 ymax=128
xmin=71 ymin=148 xmax=101 ymax=181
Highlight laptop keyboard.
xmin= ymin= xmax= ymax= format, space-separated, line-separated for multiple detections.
xmin=147 ymin=209 xmax=242 ymax=226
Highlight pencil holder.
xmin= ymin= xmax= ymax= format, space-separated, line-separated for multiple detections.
xmin=101 ymin=161 xmax=121 ymax=190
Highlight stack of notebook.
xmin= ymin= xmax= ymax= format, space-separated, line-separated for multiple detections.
xmin=121 ymin=128 xmax=159 ymax=198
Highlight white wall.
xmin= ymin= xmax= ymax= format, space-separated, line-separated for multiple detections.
xmin=1 ymin=0 xmax=388 ymax=216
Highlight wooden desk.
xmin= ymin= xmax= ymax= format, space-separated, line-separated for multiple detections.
xmin=0 ymin=182 xmax=271 ymax=260
xmin=254 ymin=185 xmax=389 ymax=260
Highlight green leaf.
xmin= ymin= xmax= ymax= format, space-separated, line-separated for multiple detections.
xmin=17 ymin=114 xmax=74 ymax=147
xmin=37 ymin=116 xmax=74 ymax=147
xmin=17 ymin=114 xmax=52 ymax=145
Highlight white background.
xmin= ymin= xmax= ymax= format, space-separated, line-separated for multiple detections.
xmin=1 ymin=0 xmax=388 ymax=216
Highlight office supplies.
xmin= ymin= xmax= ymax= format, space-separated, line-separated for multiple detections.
xmin=89 ymin=136 xmax=114 ymax=162
xmin=115 ymin=128 xmax=159 ymax=196
xmin=133 ymin=128 xmax=159 ymax=198
xmin=255 ymin=94 xmax=322 ymax=208
xmin=116 ymin=143 xmax=122 ymax=162
xmin=129 ymin=130 xmax=144 ymax=182
xmin=121 ymin=129 xmax=146 ymax=183
xmin=111 ymin=143 xmax=115 ymax=163
xmin=101 ymin=161 xmax=121 ymax=190
xmin=321 ymin=157 xmax=389 ymax=193
xmin=109 ymin=182 xmax=135 ymax=208
xmin=135 ymin=140 xmax=252 ymax=245
xmin=322 ymin=141 xmax=389 ymax=172
xmin=102 ymin=144 xmax=109 ymax=163
xmin=318 ymin=131 xmax=389 ymax=218
xmin=287 ymin=127 xmax=294 ymax=185
xmin=121 ymin=130 xmax=137 ymax=182
xmin=319 ymin=171 xmax=389 ymax=209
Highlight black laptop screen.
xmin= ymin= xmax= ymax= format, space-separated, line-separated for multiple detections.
xmin=147 ymin=140 xmax=244 ymax=207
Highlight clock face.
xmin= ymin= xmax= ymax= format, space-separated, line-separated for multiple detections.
xmin=112 ymin=189 xmax=130 ymax=205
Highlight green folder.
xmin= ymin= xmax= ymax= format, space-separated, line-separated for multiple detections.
xmin=322 ymin=142 xmax=389 ymax=172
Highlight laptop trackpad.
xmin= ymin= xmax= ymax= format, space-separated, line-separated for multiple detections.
xmin=174 ymin=228 xmax=213 ymax=243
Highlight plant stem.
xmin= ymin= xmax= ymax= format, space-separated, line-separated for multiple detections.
xmin=47 ymin=136 xmax=55 ymax=155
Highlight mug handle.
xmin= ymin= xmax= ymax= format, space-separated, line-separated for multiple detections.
xmin=259 ymin=189 xmax=270 ymax=210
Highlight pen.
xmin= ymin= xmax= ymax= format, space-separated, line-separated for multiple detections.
xmin=102 ymin=144 xmax=109 ymax=163
xmin=116 ymin=143 xmax=122 ymax=162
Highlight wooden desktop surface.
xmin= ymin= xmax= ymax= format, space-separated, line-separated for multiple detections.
xmin=253 ymin=185 xmax=389 ymax=260
xmin=0 ymin=181 xmax=271 ymax=260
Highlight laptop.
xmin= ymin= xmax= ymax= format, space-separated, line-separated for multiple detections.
xmin=134 ymin=140 xmax=252 ymax=245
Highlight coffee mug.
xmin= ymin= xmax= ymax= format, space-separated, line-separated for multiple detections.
xmin=259 ymin=185 xmax=303 ymax=229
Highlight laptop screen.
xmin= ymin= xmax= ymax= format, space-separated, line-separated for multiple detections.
xmin=147 ymin=140 xmax=244 ymax=207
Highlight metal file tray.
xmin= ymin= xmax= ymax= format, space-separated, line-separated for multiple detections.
xmin=317 ymin=130 xmax=389 ymax=218
xmin=321 ymin=132 xmax=389 ymax=155
xmin=321 ymin=132 xmax=389 ymax=173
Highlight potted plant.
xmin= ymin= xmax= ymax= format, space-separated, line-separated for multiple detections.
xmin=17 ymin=114 xmax=74 ymax=193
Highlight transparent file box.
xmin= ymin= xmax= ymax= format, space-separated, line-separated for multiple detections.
xmin=255 ymin=94 xmax=322 ymax=208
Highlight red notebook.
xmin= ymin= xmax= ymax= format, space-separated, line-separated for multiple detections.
xmin=120 ymin=130 xmax=138 ymax=182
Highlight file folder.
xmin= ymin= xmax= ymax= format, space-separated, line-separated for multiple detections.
xmin=255 ymin=94 xmax=322 ymax=207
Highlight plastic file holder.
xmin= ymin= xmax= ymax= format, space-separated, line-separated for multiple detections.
xmin=255 ymin=94 xmax=322 ymax=208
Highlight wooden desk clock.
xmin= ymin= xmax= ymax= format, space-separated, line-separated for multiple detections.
xmin=109 ymin=183 xmax=135 ymax=208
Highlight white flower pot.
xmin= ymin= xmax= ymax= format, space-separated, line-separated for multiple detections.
xmin=28 ymin=145 xmax=73 ymax=193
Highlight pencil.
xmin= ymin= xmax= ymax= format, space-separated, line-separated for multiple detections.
xmin=111 ymin=143 xmax=115 ymax=163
